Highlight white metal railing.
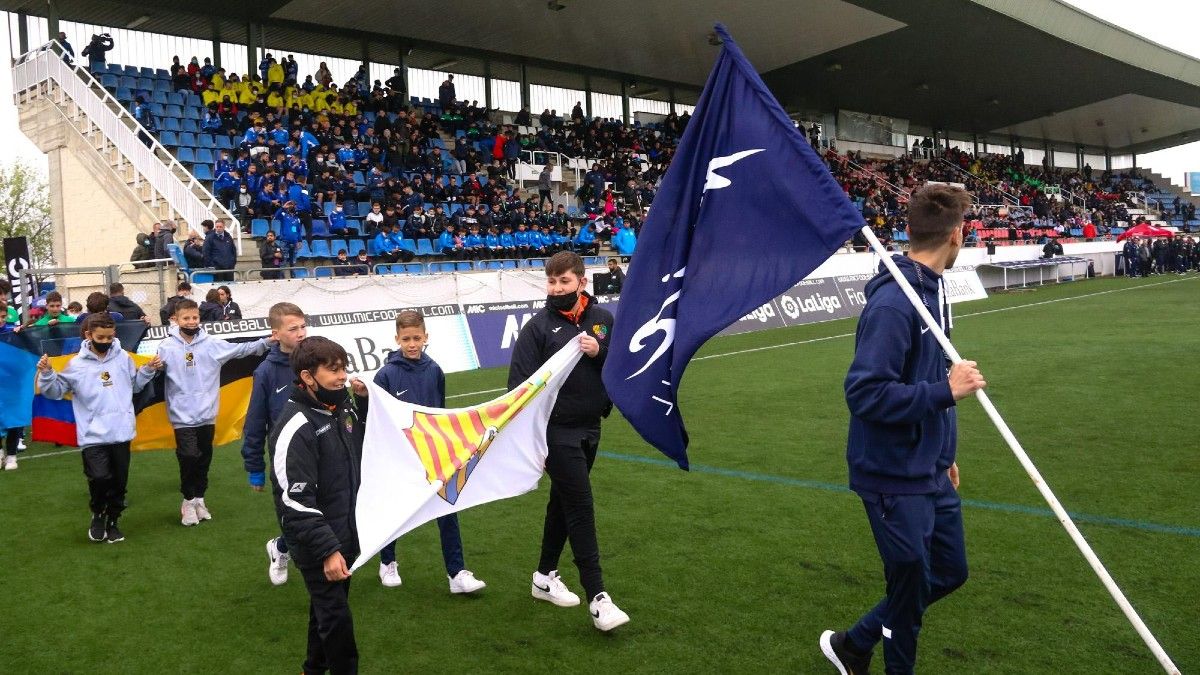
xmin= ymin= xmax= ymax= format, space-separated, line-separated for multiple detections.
xmin=933 ymin=157 xmax=1021 ymax=207
xmin=11 ymin=41 xmax=240 ymax=253
xmin=844 ymin=155 xmax=911 ymax=202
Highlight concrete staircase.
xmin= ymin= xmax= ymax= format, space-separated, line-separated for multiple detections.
xmin=11 ymin=42 xmax=240 ymax=274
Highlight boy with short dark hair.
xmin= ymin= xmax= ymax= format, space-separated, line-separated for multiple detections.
xmin=37 ymin=314 xmax=163 ymax=542
xmin=32 ymin=291 xmax=75 ymax=327
xmin=157 ymin=298 xmax=271 ymax=526
xmin=507 ymin=251 xmax=629 ymax=631
xmin=371 ymin=310 xmax=487 ymax=593
xmin=270 ymin=336 xmax=369 ymax=675
xmin=243 ymin=302 xmax=308 ymax=584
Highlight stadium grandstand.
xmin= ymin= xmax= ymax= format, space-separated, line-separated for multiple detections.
xmin=3 ymin=0 xmax=1200 ymax=315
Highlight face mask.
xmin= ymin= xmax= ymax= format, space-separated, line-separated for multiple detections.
xmin=180 ymin=326 xmax=200 ymax=337
xmin=92 ymin=340 xmax=114 ymax=353
xmin=546 ymin=291 xmax=579 ymax=312
xmin=311 ymin=381 xmax=349 ymax=408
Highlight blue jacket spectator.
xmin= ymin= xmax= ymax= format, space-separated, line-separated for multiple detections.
xmin=437 ymin=229 xmax=459 ymax=254
xmin=327 ymin=207 xmax=349 ymax=235
xmin=299 ymin=130 xmax=319 ymax=156
xmin=287 ymin=181 xmax=312 ymax=213
xmin=513 ymin=229 xmax=532 ymax=247
xmin=214 ymin=171 xmax=240 ymax=194
xmin=499 ymin=231 xmax=516 ymax=249
xmin=274 ymin=207 xmax=303 ymax=244
xmin=574 ymin=225 xmax=596 ymax=247
xmin=612 ymin=226 xmax=637 ymax=256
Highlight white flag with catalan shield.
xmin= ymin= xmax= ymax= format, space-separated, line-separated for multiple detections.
xmin=350 ymin=335 xmax=583 ymax=572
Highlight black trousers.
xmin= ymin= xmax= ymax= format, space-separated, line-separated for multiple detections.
xmin=82 ymin=442 xmax=131 ymax=518
xmin=174 ymin=425 xmax=215 ymax=500
xmin=300 ymin=565 xmax=358 ymax=675
xmin=4 ymin=427 xmax=22 ymax=455
xmin=538 ymin=433 xmax=605 ymax=601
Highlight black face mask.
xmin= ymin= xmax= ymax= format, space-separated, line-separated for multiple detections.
xmin=310 ymin=382 xmax=349 ymax=408
xmin=92 ymin=340 xmax=113 ymax=353
xmin=180 ymin=326 xmax=200 ymax=337
xmin=546 ymin=291 xmax=579 ymax=312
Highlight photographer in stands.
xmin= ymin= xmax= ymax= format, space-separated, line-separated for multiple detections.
xmin=81 ymin=33 xmax=113 ymax=73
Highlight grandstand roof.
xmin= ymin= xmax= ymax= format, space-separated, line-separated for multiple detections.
xmin=10 ymin=0 xmax=1200 ymax=154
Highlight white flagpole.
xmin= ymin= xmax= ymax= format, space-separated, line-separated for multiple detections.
xmin=858 ymin=226 xmax=1179 ymax=675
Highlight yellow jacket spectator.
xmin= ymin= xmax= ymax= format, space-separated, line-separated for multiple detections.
xmin=201 ymin=86 xmax=222 ymax=106
xmin=267 ymin=61 xmax=284 ymax=86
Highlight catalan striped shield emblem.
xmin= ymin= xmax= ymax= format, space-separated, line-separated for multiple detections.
xmin=403 ymin=371 xmax=550 ymax=504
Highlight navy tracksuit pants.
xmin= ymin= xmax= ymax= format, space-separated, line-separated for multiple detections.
xmin=847 ymin=474 xmax=968 ymax=675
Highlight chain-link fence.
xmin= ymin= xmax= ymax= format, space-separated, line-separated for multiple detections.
xmin=17 ymin=260 xmax=177 ymax=325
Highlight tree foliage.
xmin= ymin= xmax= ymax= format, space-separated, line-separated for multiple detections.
xmin=0 ymin=160 xmax=51 ymax=266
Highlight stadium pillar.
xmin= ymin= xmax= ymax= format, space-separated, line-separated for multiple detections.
xmin=397 ymin=45 xmax=408 ymax=96
xmin=1131 ymin=153 xmax=1137 ymax=168
xmin=669 ymin=86 xmax=676 ymax=115
xmin=483 ymin=59 xmax=492 ymax=111
xmin=16 ymin=11 xmax=28 ymax=54
xmin=972 ymin=134 xmax=979 ymax=155
xmin=211 ymin=19 xmax=222 ymax=70
xmin=46 ymin=0 xmax=59 ymax=42
xmin=584 ymin=74 xmax=592 ymax=118
xmin=1105 ymin=150 xmax=1112 ymax=172
xmin=519 ymin=63 xmax=530 ymax=111
xmin=1076 ymin=145 xmax=1084 ymax=170
xmin=245 ymin=22 xmax=257 ymax=82
xmin=621 ymin=80 xmax=630 ymax=125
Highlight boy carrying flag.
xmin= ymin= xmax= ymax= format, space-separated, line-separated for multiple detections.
xmin=157 ymin=299 xmax=271 ymax=526
xmin=37 ymin=314 xmax=163 ymax=542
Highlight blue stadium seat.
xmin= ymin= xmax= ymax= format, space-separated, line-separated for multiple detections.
xmin=196 ymin=148 xmax=214 ymax=165
xmin=150 ymin=102 xmax=165 ymax=116
xmin=191 ymin=164 xmax=213 ymax=181
xmin=328 ymin=240 xmax=349 ymax=257
xmin=347 ymin=239 xmax=366 ymax=256
xmin=181 ymin=118 xmax=199 ymax=133
xmin=251 ymin=219 xmax=269 ymax=237
xmin=105 ymin=64 xmax=122 ymax=76
xmin=291 ymin=268 xmax=310 ymax=279
xmin=270 ymin=219 xmax=282 ymax=235
xmin=484 ymin=260 xmax=502 ymax=270
xmin=139 ymin=67 xmax=154 ymax=77
xmin=501 ymin=260 xmax=517 ymax=269
xmin=295 ymin=242 xmax=313 ymax=258
xmin=155 ymin=68 xmax=170 ymax=79
xmin=122 ymin=65 xmax=139 ymax=76
xmin=374 ymin=265 xmax=393 ymax=275
xmin=529 ymin=259 xmax=545 ymax=269
xmin=169 ymin=92 xmax=186 ymax=106
xmin=404 ymin=263 xmax=424 ymax=275
xmin=186 ymin=93 xmax=202 ymax=108
xmin=357 ymin=201 xmax=371 ymax=215
xmin=191 ymin=272 xmax=214 ymax=284
xmin=183 ymin=107 xmax=200 ymax=120
xmin=115 ymin=86 xmax=131 ymax=100
xmin=162 ymin=118 xmax=181 ymax=132
xmin=118 ymin=76 xmax=136 ymax=89
xmin=196 ymin=134 xmax=216 ymax=149
xmin=177 ymin=147 xmax=195 ymax=163
xmin=178 ymin=132 xmax=196 ymax=147
xmin=214 ymin=135 xmax=233 ymax=150
xmin=311 ymin=219 xmax=330 ymax=237
xmin=322 ymin=201 xmax=335 ymax=215
xmin=154 ymin=80 xmax=172 ymax=94
xmin=152 ymin=91 xmax=169 ymax=105
xmin=136 ymin=77 xmax=153 ymax=91
xmin=344 ymin=219 xmax=361 ymax=234
xmin=160 ymin=131 xmax=179 ymax=146
xmin=315 ymin=267 xmax=333 ymax=278
xmin=366 ymin=238 xmax=380 ymax=256
xmin=165 ymin=104 xmax=183 ymax=118
xmin=416 ymin=239 xmax=435 ymax=256
xmin=352 ymin=171 xmax=365 ymax=184
xmin=399 ymin=238 xmax=417 ymax=253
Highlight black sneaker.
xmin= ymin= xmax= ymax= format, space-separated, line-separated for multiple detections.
xmin=820 ymin=630 xmax=872 ymax=675
xmin=105 ymin=518 xmax=125 ymax=544
xmin=88 ymin=514 xmax=106 ymax=542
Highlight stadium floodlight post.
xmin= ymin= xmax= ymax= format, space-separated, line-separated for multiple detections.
xmin=857 ymin=225 xmax=1180 ymax=675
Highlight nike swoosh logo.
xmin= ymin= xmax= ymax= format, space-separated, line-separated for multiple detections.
xmin=552 ymin=327 xmax=562 ymax=333
xmin=275 ymin=385 xmax=288 ymax=393
xmin=396 ymin=390 xmax=408 ymax=397
xmin=534 ymin=583 xmax=551 ymax=593
xmin=920 ymin=326 xmax=931 ymax=334
xmin=591 ymin=610 xmax=600 ymax=618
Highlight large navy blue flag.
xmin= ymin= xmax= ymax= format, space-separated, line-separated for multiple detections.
xmin=602 ymin=24 xmax=864 ymax=469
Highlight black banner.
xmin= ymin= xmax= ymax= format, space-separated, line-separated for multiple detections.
xmin=3 ymin=236 xmax=34 ymax=310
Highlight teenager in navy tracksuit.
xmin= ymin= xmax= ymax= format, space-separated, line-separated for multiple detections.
xmin=242 ymin=302 xmax=308 ymax=585
xmin=370 ymin=310 xmax=486 ymax=594
xmin=822 ymin=185 xmax=986 ymax=675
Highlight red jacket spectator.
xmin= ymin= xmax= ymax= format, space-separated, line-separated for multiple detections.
xmin=1082 ymin=222 xmax=1097 ymax=239
xmin=492 ymin=133 xmax=506 ymax=161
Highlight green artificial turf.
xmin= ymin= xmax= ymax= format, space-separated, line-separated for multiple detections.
xmin=1 ymin=275 xmax=1196 ymax=673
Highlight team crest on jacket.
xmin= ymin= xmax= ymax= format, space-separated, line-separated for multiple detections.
xmin=184 ymin=352 xmax=195 ymax=367
xmin=592 ymin=324 xmax=608 ymax=339
xmin=100 ymin=371 xmax=112 ymax=387
xmin=344 ymin=414 xmax=354 ymax=433
xmin=402 ymin=368 xmax=553 ymax=504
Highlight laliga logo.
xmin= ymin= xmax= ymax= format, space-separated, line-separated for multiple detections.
xmin=625 ymin=149 xmax=765 ymax=381
xmin=779 ymin=292 xmax=842 ymax=318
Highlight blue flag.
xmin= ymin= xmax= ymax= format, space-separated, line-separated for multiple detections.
xmin=601 ymin=24 xmax=864 ymax=469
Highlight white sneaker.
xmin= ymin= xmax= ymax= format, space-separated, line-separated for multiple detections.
xmin=531 ymin=570 xmax=580 ymax=607
xmin=588 ymin=592 xmax=630 ymax=632
xmin=180 ymin=499 xmax=199 ymax=526
xmin=379 ymin=562 xmax=402 ymax=587
xmin=4 ymin=454 xmax=18 ymax=471
xmin=193 ymin=498 xmax=212 ymax=521
xmin=449 ymin=569 xmax=487 ymax=594
xmin=266 ymin=538 xmax=290 ymax=586
xmin=17 ymin=438 xmax=26 ymax=451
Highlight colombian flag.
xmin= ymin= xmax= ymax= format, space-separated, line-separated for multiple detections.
xmin=30 ymin=328 xmax=265 ymax=451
